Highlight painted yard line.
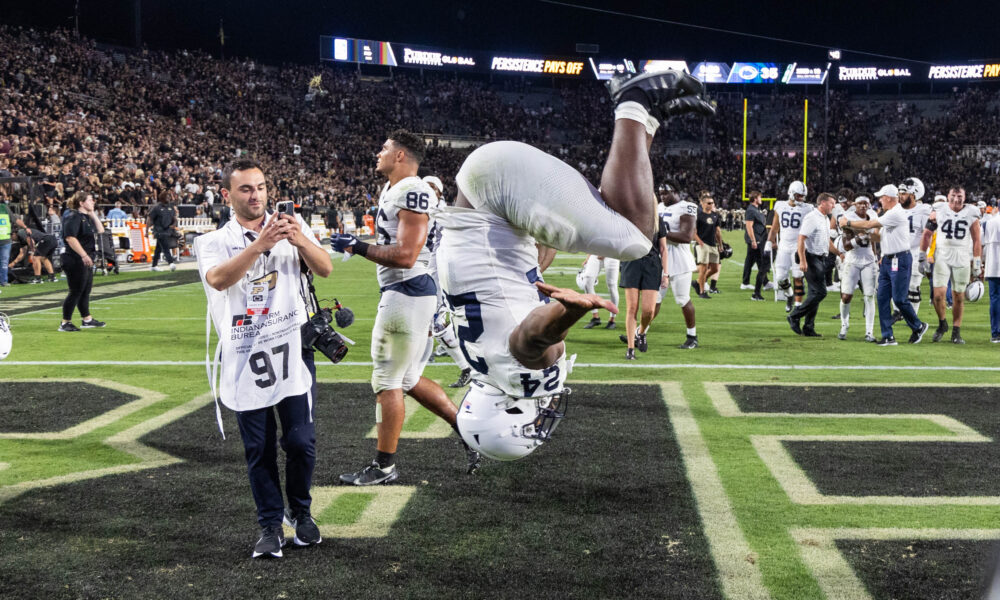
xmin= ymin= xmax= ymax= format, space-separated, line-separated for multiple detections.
xmin=705 ymin=382 xmax=1000 ymax=506
xmin=295 ymin=486 xmax=417 ymax=539
xmin=790 ymin=527 xmax=1000 ymax=600
xmin=660 ymin=382 xmax=772 ymax=600
xmin=0 ymin=388 xmax=212 ymax=505
xmin=364 ymin=396 xmax=454 ymax=439
xmin=751 ymin=435 xmax=998 ymax=506
xmin=0 ymin=379 xmax=166 ymax=440
xmin=5 ymin=361 xmax=1000 ymax=372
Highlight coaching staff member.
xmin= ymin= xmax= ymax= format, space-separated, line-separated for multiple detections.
xmin=844 ymin=184 xmax=928 ymax=345
xmin=618 ymin=212 xmax=668 ymax=359
xmin=148 ymin=191 xmax=179 ymax=271
xmin=195 ymin=159 xmax=332 ymax=559
xmin=59 ymin=191 xmax=105 ymax=332
xmin=743 ymin=190 xmax=770 ymax=300
xmin=788 ymin=193 xmax=842 ymax=337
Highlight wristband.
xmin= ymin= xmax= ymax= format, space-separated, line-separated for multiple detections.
xmin=353 ymin=240 xmax=370 ymax=257
xmin=662 ymin=272 xmax=669 ymax=276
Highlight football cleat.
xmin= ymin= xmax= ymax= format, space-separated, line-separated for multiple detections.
xmin=463 ymin=441 xmax=482 ymax=475
xmin=606 ymin=69 xmax=704 ymax=108
xmin=865 ymin=334 xmax=877 ymax=343
xmin=604 ymin=320 xmax=617 ymax=330
xmin=678 ymin=335 xmax=698 ymax=350
xmin=932 ymin=322 xmax=949 ymax=343
xmin=582 ymin=317 xmax=602 ymax=329
xmin=448 ymin=368 xmax=472 ymax=389
xmin=636 ymin=333 xmax=648 ymax=352
xmin=625 ymin=348 xmax=637 ymax=360
xmin=951 ymin=330 xmax=965 ymax=345
xmin=837 ymin=328 xmax=848 ymax=340
xmin=339 ymin=461 xmax=398 ymax=486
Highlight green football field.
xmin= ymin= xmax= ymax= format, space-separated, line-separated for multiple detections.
xmin=2 ymin=230 xmax=998 ymax=599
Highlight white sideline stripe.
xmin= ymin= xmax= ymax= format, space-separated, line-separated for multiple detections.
xmin=790 ymin=527 xmax=1000 ymax=600
xmin=8 ymin=281 xmax=202 ymax=317
xmin=5 ymin=361 xmax=1000 ymax=372
xmin=661 ymin=382 xmax=771 ymax=600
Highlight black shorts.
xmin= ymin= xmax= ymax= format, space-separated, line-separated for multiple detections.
xmin=34 ymin=236 xmax=57 ymax=259
xmin=619 ymin=252 xmax=662 ymax=291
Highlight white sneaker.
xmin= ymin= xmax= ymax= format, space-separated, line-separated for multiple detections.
xmin=169 ymin=263 xmax=177 ymax=271
xmin=740 ymin=284 xmax=753 ymax=290
xmin=151 ymin=266 xmax=162 ymax=272
xmin=763 ymin=282 xmax=775 ymax=291
xmin=826 ymin=284 xmax=840 ymax=292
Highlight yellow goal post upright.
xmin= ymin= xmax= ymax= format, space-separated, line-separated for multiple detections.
xmin=741 ymin=98 xmax=808 ymax=210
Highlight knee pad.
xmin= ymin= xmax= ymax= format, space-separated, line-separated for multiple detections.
xmin=790 ymin=266 xmax=804 ymax=279
xmin=778 ymin=279 xmax=791 ymax=291
xmin=908 ymin=287 xmax=921 ymax=304
xmin=793 ymin=282 xmax=805 ymax=297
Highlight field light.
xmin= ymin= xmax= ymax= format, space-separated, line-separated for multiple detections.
xmin=828 ymin=49 xmax=842 ymax=61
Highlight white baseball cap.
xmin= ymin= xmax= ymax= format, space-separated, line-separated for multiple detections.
xmin=935 ymin=194 xmax=947 ymax=203
xmin=874 ymin=184 xmax=898 ymax=198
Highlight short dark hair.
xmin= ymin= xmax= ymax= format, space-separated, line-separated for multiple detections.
xmin=222 ymin=158 xmax=263 ymax=190
xmin=816 ymin=192 xmax=837 ymax=204
xmin=749 ymin=190 xmax=762 ymax=201
xmin=948 ymin=185 xmax=965 ymax=194
xmin=387 ymin=129 xmax=425 ymax=164
xmin=157 ymin=190 xmax=172 ymax=204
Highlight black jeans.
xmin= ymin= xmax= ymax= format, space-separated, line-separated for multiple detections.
xmin=743 ymin=243 xmax=771 ymax=294
xmin=789 ymin=253 xmax=829 ymax=331
xmin=62 ymin=252 xmax=94 ymax=321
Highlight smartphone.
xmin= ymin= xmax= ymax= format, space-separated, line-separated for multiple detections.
xmin=276 ymin=201 xmax=294 ymax=216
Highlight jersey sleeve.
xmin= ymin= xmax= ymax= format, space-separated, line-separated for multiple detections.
xmin=683 ymin=202 xmax=698 ymax=217
xmin=385 ymin=179 xmax=437 ymax=214
xmin=194 ymin=231 xmax=229 ymax=280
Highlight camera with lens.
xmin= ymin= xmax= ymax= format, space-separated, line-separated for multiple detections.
xmin=301 ymin=307 xmax=349 ymax=364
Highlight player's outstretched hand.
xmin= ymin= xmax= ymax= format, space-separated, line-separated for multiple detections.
xmin=330 ymin=233 xmax=360 ymax=254
xmin=535 ymin=281 xmax=618 ymax=314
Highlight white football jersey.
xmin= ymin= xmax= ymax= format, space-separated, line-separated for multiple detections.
xmin=774 ymin=200 xmax=813 ymax=248
xmin=903 ymin=203 xmax=932 ymax=251
xmin=842 ymin=209 xmax=878 ymax=264
xmin=658 ymin=201 xmax=697 ymax=275
xmin=436 ymin=207 xmax=568 ymax=399
xmin=375 ymin=176 xmax=439 ymax=288
xmin=934 ymin=204 xmax=980 ymax=252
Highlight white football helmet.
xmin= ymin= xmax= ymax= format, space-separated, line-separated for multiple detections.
xmin=788 ymin=181 xmax=807 ymax=200
xmin=965 ymin=280 xmax=984 ymax=303
xmin=575 ymin=268 xmax=587 ymax=291
xmin=899 ymin=177 xmax=925 ymax=201
xmin=457 ymin=380 xmax=568 ymax=461
xmin=0 ymin=313 xmax=10 ymax=361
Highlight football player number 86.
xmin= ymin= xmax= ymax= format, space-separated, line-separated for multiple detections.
xmin=405 ymin=191 xmax=430 ymax=210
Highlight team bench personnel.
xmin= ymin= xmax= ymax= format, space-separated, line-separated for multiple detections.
xmin=195 ymin=159 xmax=332 ymax=559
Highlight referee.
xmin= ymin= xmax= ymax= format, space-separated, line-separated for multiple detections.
xmin=618 ymin=212 xmax=667 ymax=359
xmin=788 ymin=193 xmax=842 ymax=337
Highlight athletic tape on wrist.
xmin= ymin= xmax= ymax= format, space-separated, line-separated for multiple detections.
xmin=354 ymin=240 xmax=370 ymax=257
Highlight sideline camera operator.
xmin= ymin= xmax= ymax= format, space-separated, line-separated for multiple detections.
xmin=194 ymin=158 xmax=333 ymax=559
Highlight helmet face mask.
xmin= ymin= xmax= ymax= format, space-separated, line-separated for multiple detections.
xmin=899 ymin=177 xmax=925 ymax=201
xmin=457 ymin=382 xmax=570 ymax=461
xmin=965 ymin=280 xmax=984 ymax=303
xmin=787 ymin=181 xmax=807 ymax=202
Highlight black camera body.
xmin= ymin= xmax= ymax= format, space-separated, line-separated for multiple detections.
xmin=301 ymin=307 xmax=348 ymax=363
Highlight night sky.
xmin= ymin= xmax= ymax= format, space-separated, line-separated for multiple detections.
xmin=3 ymin=0 xmax=999 ymax=67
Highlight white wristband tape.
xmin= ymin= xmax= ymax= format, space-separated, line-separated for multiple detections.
xmin=614 ymin=100 xmax=650 ymax=126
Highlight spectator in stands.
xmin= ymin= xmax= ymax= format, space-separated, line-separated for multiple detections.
xmin=59 ymin=191 xmax=105 ymax=332
xmin=147 ymin=190 xmax=178 ymax=271
xmin=106 ymin=201 xmax=128 ymax=221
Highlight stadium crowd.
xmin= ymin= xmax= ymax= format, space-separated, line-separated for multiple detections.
xmin=3 ymin=25 xmax=1000 ymax=224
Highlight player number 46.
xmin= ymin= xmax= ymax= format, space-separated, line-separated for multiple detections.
xmin=249 ymin=343 xmax=290 ymax=389
xmin=406 ymin=191 xmax=430 ymax=210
